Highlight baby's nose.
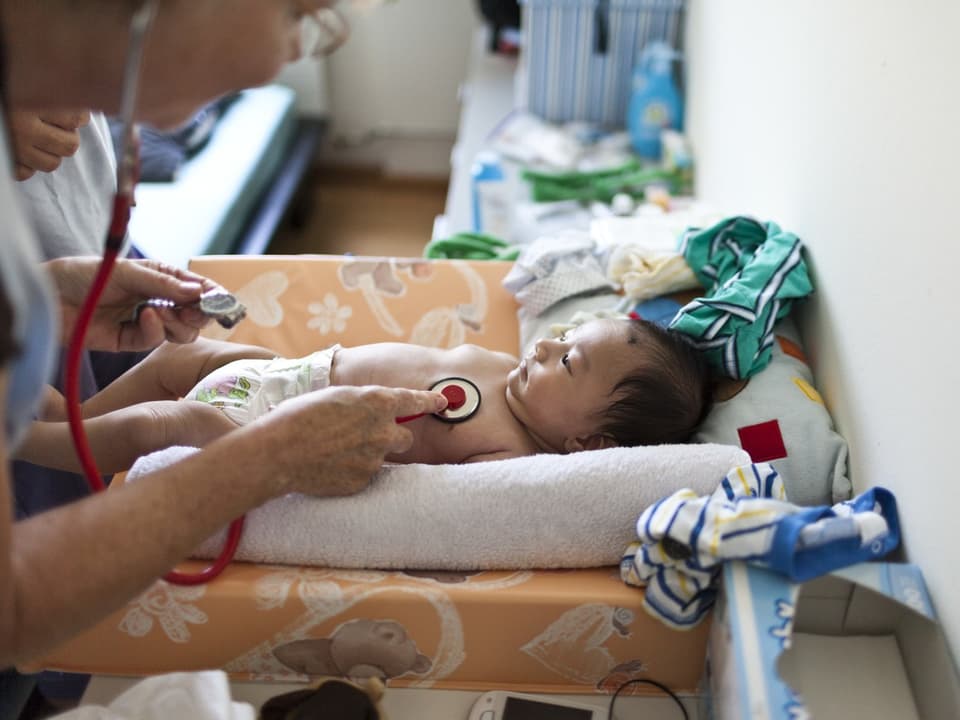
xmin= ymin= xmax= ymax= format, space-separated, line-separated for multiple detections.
xmin=532 ymin=341 xmax=548 ymax=362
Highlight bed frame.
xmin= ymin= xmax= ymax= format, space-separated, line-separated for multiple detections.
xmin=129 ymin=85 xmax=323 ymax=269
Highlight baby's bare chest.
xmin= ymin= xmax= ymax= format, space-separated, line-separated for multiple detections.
xmin=425 ymin=391 xmax=531 ymax=461
xmin=337 ymin=343 xmax=534 ymax=464
xmin=394 ymin=376 xmax=535 ymax=464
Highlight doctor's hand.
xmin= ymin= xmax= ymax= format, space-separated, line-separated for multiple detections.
xmin=248 ymin=385 xmax=449 ymax=498
xmin=8 ymin=109 xmax=91 ymax=181
xmin=45 ymin=257 xmax=223 ymax=351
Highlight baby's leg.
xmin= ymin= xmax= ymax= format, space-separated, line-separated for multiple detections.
xmin=194 ymin=339 xmax=278 ymax=382
xmin=80 ymin=338 xmax=277 ymax=418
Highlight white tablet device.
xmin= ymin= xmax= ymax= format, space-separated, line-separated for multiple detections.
xmin=467 ymin=691 xmax=604 ymax=720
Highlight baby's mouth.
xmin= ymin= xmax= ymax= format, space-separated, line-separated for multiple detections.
xmin=519 ymin=358 xmax=528 ymax=382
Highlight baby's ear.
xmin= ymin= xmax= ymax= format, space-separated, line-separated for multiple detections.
xmin=564 ymin=434 xmax=618 ymax=452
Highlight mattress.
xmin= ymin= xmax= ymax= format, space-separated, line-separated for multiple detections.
xmin=31 ymin=564 xmax=709 ymax=693
xmin=129 ymin=85 xmax=299 ymax=270
xmin=29 ymin=255 xmax=711 ymax=696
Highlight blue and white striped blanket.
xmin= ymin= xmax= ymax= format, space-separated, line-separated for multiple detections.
xmin=621 ymin=464 xmax=900 ymax=629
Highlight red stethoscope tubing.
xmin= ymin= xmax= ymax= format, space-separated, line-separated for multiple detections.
xmin=61 ymin=0 xmax=241 ymax=586
xmin=63 ymin=194 xmax=244 ymax=586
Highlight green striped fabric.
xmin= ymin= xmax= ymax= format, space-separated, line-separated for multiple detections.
xmin=669 ymin=216 xmax=813 ymax=379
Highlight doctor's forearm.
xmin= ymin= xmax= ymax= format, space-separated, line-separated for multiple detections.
xmin=1 ymin=384 xmax=432 ymax=667
xmin=2 ymin=427 xmax=280 ymax=667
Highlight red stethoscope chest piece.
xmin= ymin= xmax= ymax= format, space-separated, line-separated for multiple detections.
xmin=441 ymin=384 xmax=466 ymax=410
xmin=429 ymin=377 xmax=481 ymax=423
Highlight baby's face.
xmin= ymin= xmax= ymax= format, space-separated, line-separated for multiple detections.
xmin=505 ymin=319 xmax=642 ymax=452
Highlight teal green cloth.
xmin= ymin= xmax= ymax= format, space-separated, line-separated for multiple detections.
xmin=423 ymin=232 xmax=520 ymax=261
xmin=669 ymin=216 xmax=813 ymax=379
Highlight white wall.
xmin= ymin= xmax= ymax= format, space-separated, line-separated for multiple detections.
xmin=685 ymin=1 xmax=960 ymax=662
xmin=321 ymin=0 xmax=482 ymax=176
xmin=273 ymin=57 xmax=330 ymax=117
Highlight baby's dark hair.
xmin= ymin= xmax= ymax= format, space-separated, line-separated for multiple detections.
xmin=595 ymin=318 xmax=711 ymax=446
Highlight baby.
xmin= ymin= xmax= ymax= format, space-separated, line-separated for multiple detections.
xmin=183 ymin=317 xmax=710 ymax=464
xmin=22 ymin=318 xmax=709 ymax=470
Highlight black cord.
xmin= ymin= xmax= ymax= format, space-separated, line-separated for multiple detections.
xmin=607 ymin=678 xmax=689 ymax=720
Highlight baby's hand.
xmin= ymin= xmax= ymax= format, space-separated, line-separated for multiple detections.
xmin=8 ymin=110 xmax=91 ymax=180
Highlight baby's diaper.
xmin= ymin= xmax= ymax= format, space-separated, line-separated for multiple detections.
xmin=186 ymin=345 xmax=340 ymax=425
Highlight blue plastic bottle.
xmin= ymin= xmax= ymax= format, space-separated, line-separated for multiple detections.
xmin=471 ymin=151 xmax=509 ymax=237
xmin=627 ymin=42 xmax=683 ymax=161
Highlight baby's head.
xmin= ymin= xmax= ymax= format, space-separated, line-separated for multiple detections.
xmin=505 ymin=318 xmax=710 ymax=453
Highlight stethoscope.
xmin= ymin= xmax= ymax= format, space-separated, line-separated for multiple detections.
xmin=65 ymin=0 xmax=482 ymax=586
xmin=64 ymin=0 xmax=245 ymax=586
xmin=396 ymin=377 xmax=482 ymax=424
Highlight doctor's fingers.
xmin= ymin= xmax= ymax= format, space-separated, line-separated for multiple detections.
xmin=125 ymin=259 xmax=224 ymax=293
xmin=119 ymin=305 xmax=207 ymax=349
xmin=263 ymin=388 xmax=427 ymax=496
xmin=106 ymin=259 xmax=223 ymax=305
xmin=386 ymin=386 xmax=450 ymax=420
xmin=11 ymin=142 xmax=72 ymax=175
xmin=290 ymin=384 xmax=429 ymax=455
xmin=287 ymin=384 xmax=446 ymax=427
xmin=77 ymin=300 xmax=209 ymax=352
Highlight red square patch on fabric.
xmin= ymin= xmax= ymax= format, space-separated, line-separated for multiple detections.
xmin=737 ymin=419 xmax=787 ymax=462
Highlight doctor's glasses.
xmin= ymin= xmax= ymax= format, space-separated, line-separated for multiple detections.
xmin=300 ymin=5 xmax=350 ymax=58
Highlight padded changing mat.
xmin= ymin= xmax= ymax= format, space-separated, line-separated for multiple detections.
xmin=30 ymin=255 xmax=720 ymax=694
xmin=32 ymin=565 xmax=710 ymax=692
xmin=189 ymin=254 xmax=521 ymax=353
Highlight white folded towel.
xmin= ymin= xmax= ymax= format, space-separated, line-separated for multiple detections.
xmin=53 ymin=671 xmax=253 ymax=720
xmin=128 ymin=443 xmax=749 ymax=570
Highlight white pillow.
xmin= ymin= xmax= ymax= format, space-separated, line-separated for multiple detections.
xmin=694 ymin=318 xmax=850 ymax=506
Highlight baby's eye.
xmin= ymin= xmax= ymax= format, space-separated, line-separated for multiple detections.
xmin=562 ymin=353 xmax=570 ymax=368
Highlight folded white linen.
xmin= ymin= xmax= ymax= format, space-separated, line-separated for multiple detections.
xmin=127 ymin=443 xmax=749 ymax=570
xmin=54 ymin=671 xmax=253 ymax=720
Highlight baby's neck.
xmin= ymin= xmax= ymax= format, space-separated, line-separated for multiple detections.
xmin=504 ymin=404 xmax=561 ymax=454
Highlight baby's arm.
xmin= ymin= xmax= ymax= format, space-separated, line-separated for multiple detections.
xmin=77 ymin=338 xmax=277 ymax=419
xmin=17 ymin=400 xmax=239 ymax=473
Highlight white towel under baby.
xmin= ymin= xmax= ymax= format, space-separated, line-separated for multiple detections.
xmin=127 ymin=443 xmax=749 ymax=571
